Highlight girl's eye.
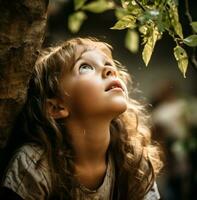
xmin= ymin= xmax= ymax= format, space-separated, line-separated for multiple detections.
xmin=79 ymin=64 xmax=94 ymax=74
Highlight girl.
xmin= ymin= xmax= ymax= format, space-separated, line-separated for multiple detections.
xmin=0 ymin=37 xmax=162 ymax=200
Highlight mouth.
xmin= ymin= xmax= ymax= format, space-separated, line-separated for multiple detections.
xmin=105 ymin=80 xmax=124 ymax=92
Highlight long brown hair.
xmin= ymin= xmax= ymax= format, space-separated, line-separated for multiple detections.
xmin=13 ymin=37 xmax=162 ymax=199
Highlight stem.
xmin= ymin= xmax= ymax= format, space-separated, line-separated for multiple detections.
xmin=184 ymin=0 xmax=197 ymax=69
xmin=184 ymin=0 xmax=192 ymax=24
xmin=134 ymin=0 xmax=146 ymax=11
xmin=191 ymin=48 xmax=197 ymax=69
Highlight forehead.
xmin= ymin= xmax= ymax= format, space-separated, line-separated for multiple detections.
xmin=74 ymin=43 xmax=112 ymax=61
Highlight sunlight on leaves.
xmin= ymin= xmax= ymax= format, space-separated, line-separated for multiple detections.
xmin=115 ymin=7 xmax=129 ymax=20
xmin=139 ymin=25 xmax=149 ymax=36
xmin=139 ymin=9 xmax=160 ymax=24
xmin=68 ymin=11 xmax=87 ymax=33
xmin=169 ymin=2 xmax=183 ymax=39
xmin=190 ymin=22 xmax=197 ymax=33
xmin=173 ymin=46 xmax=188 ymax=78
xmin=183 ymin=35 xmax=197 ymax=47
xmin=82 ymin=0 xmax=114 ymax=13
xmin=142 ymin=27 xmax=159 ymax=66
xmin=74 ymin=0 xmax=87 ymax=10
xmin=125 ymin=29 xmax=139 ymax=53
xmin=121 ymin=0 xmax=130 ymax=9
xmin=111 ymin=15 xmax=136 ymax=30
xmin=67 ymin=0 xmax=196 ymax=76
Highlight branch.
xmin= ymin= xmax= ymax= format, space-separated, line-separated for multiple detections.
xmin=184 ymin=0 xmax=197 ymax=69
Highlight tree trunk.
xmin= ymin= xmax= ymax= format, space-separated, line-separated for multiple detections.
xmin=0 ymin=0 xmax=49 ymax=149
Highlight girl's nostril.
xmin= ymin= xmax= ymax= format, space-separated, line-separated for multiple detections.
xmin=106 ymin=71 xmax=112 ymax=76
xmin=103 ymin=66 xmax=117 ymax=78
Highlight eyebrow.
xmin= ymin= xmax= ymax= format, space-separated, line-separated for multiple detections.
xmin=75 ymin=49 xmax=87 ymax=62
xmin=69 ymin=48 xmax=89 ymax=71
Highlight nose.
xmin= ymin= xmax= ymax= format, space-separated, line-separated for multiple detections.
xmin=102 ymin=66 xmax=117 ymax=78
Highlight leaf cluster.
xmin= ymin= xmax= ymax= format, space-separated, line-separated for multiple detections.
xmin=68 ymin=0 xmax=197 ymax=78
xmin=68 ymin=0 xmax=115 ymax=33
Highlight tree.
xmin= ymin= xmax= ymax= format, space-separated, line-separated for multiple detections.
xmin=0 ymin=0 xmax=49 ymax=150
xmin=68 ymin=0 xmax=197 ymax=78
xmin=0 ymin=0 xmax=196 ymax=153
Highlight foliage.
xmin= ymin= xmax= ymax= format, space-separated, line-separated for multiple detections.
xmin=68 ymin=0 xmax=197 ymax=77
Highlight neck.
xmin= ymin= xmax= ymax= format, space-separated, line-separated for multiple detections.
xmin=65 ymin=116 xmax=111 ymax=166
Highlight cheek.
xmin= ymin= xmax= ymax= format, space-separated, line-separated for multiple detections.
xmin=74 ymin=80 xmax=101 ymax=99
xmin=68 ymin=79 xmax=103 ymax=110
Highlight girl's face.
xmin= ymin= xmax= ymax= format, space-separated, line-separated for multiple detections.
xmin=61 ymin=46 xmax=128 ymax=119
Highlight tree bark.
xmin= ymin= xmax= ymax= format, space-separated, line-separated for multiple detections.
xmin=0 ymin=0 xmax=49 ymax=149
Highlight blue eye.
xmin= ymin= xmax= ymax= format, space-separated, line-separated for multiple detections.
xmin=79 ymin=64 xmax=94 ymax=74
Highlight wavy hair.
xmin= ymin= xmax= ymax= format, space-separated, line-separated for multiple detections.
xmin=14 ymin=37 xmax=162 ymax=199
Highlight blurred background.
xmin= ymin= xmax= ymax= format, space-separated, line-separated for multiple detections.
xmin=45 ymin=1 xmax=197 ymax=199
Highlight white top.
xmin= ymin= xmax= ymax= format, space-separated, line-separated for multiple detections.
xmin=2 ymin=144 xmax=160 ymax=200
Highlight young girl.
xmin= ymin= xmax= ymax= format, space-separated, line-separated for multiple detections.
xmin=0 ymin=37 xmax=162 ymax=200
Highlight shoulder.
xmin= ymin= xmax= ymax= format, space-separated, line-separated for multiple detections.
xmin=144 ymin=182 xmax=160 ymax=200
xmin=1 ymin=143 xmax=51 ymax=199
xmin=13 ymin=143 xmax=43 ymax=162
xmin=4 ymin=143 xmax=46 ymax=175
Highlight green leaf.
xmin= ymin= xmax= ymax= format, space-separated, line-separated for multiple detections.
xmin=82 ymin=0 xmax=114 ymax=13
xmin=183 ymin=35 xmax=197 ymax=47
xmin=68 ymin=11 xmax=87 ymax=33
xmin=173 ymin=46 xmax=188 ymax=78
xmin=125 ymin=29 xmax=139 ymax=53
xmin=115 ymin=7 xmax=129 ymax=20
xmin=74 ymin=0 xmax=87 ymax=10
xmin=138 ymin=9 xmax=161 ymax=29
xmin=190 ymin=22 xmax=197 ymax=33
xmin=111 ymin=15 xmax=136 ymax=30
xmin=121 ymin=0 xmax=130 ymax=9
xmin=174 ymin=22 xmax=183 ymax=38
xmin=139 ymin=25 xmax=149 ymax=35
xmin=127 ymin=2 xmax=142 ymax=16
xmin=142 ymin=27 xmax=159 ymax=66
xmin=169 ymin=3 xmax=183 ymax=38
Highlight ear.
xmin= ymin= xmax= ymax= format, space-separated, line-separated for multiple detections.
xmin=46 ymin=99 xmax=69 ymax=119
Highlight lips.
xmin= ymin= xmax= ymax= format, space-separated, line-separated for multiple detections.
xmin=105 ymin=80 xmax=124 ymax=92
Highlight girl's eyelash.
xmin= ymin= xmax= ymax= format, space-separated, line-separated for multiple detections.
xmin=78 ymin=63 xmax=94 ymax=73
xmin=105 ymin=62 xmax=112 ymax=66
xmin=80 ymin=63 xmax=90 ymax=67
xmin=79 ymin=63 xmax=93 ymax=69
xmin=78 ymin=62 xmax=114 ymax=70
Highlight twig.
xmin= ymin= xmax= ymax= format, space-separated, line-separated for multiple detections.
xmin=184 ymin=0 xmax=197 ymax=69
xmin=184 ymin=0 xmax=192 ymax=24
xmin=191 ymin=48 xmax=197 ymax=69
xmin=134 ymin=0 xmax=146 ymax=11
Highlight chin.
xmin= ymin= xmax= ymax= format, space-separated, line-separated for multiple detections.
xmin=109 ymin=101 xmax=127 ymax=116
